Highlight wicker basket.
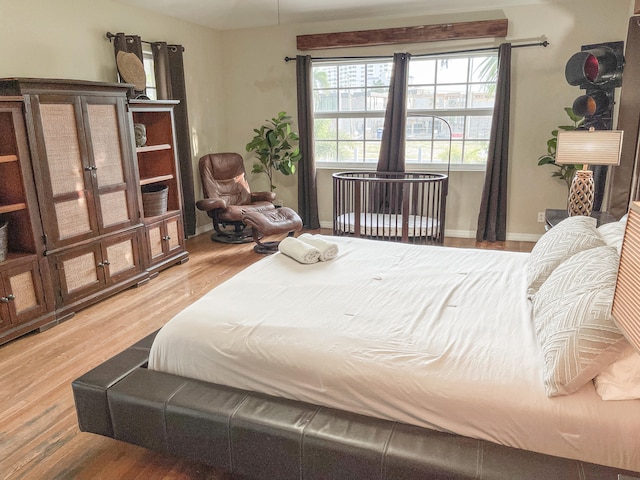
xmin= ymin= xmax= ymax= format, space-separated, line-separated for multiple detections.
xmin=0 ymin=221 xmax=7 ymax=263
xmin=141 ymin=184 xmax=168 ymax=217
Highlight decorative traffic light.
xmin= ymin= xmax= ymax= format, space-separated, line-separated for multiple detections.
xmin=565 ymin=41 xmax=624 ymax=128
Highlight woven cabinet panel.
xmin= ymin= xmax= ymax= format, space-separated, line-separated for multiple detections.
xmin=9 ymin=271 xmax=37 ymax=314
xmin=63 ymin=252 xmax=98 ymax=293
xmin=167 ymin=220 xmax=180 ymax=250
xmin=39 ymin=104 xmax=85 ymax=196
xmin=99 ymin=191 xmax=129 ymax=227
xmin=87 ymin=104 xmax=125 ymax=188
xmin=148 ymin=225 xmax=163 ymax=258
xmin=106 ymin=239 xmax=134 ymax=276
xmin=55 ymin=198 xmax=92 ymax=239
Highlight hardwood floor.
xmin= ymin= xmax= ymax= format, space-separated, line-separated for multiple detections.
xmin=0 ymin=231 xmax=533 ymax=480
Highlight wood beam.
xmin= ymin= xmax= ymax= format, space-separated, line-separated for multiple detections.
xmin=296 ymin=19 xmax=508 ymax=51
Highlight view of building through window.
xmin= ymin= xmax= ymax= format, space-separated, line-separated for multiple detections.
xmin=141 ymin=43 xmax=157 ymax=100
xmin=312 ymin=53 xmax=498 ymax=166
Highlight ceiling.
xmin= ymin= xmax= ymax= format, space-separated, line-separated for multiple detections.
xmin=115 ymin=0 xmax=552 ymax=31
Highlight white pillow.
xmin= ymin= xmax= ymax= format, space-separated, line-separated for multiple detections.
xmin=594 ymin=342 xmax=640 ymax=400
xmin=532 ymin=245 xmax=626 ymax=397
xmin=597 ymin=219 xmax=627 ymax=254
xmin=526 ymin=215 xmax=605 ymax=298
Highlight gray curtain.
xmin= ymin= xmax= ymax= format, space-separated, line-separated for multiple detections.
xmin=112 ymin=33 xmax=144 ymax=95
xmin=375 ymin=53 xmax=410 ymax=212
xmin=296 ymin=55 xmax=320 ymax=229
xmin=152 ymin=42 xmax=197 ymax=236
xmin=377 ymin=52 xmax=410 ymax=173
xmin=476 ymin=43 xmax=512 ymax=242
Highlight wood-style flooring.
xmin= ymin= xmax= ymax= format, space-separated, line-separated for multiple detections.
xmin=0 ymin=231 xmax=534 ymax=480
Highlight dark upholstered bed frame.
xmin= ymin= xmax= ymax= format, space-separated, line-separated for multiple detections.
xmin=72 ymin=331 xmax=638 ymax=480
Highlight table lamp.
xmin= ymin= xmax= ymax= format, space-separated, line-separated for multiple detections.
xmin=555 ymin=128 xmax=623 ymax=216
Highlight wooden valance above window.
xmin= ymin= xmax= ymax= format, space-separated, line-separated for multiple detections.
xmin=296 ymin=19 xmax=508 ymax=51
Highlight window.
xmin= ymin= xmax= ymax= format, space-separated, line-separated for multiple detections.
xmin=312 ymin=53 xmax=498 ymax=167
xmin=142 ymin=43 xmax=157 ymax=100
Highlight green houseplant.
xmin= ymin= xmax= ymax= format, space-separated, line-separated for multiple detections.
xmin=246 ymin=111 xmax=302 ymax=191
xmin=537 ymin=107 xmax=585 ymax=190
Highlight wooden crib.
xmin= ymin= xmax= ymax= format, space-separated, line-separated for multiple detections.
xmin=332 ymin=171 xmax=448 ymax=244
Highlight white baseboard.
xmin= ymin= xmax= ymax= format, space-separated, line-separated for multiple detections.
xmin=319 ymin=221 xmax=541 ymax=242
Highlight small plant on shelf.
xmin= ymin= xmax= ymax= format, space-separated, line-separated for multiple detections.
xmin=246 ymin=111 xmax=302 ymax=191
xmin=537 ymin=107 xmax=585 ymax=191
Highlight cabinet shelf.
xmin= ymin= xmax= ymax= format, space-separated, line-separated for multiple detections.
xmin=0 ymin=202 xmax=27 ymax=214
xmin=0 ymin=154 xmax=18 ymax=163
xmin=137 ymin=144 xmax=171 ymax=154
xmin=140 ymin=175 xmax=174 ymax=186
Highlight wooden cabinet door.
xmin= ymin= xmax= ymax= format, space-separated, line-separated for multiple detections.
xmin=144 ymin=213 xmax=185 ymax=266
xmin=28 ymin=95 xmax=97 ymax=249
xmin=164 ymin=214 xmax=184 ymax=256
xmin=102 ymin=230 xmax=143 ymax=286
xmin=83 ymin=96 xmax=138 ymax=235
xmin=52 ymin=242 xmax=106 ymax=306
xmin=0 ymin=260 xmax=48 ymax=326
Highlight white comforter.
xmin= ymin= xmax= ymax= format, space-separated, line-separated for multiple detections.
xmin=149 ymin=235 xmax=640 ymax=472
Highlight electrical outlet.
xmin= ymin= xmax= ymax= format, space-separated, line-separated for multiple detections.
xmin=537 ymin=211 xmax=546 ymax=223
xmin=274 ymin=199 xmax=284 ymax=208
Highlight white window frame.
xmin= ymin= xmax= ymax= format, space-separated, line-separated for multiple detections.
xmin=312 ymin=52 xmax=497 ymax=172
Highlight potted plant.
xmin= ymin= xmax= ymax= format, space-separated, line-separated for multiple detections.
xmin=537 ymin=107 xmax=585 ymax=190
xmin=246 ymin=111 xmax=302 ymax=191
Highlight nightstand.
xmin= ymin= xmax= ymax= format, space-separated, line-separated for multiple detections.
xmin=544 ymin=209 xmax=617 ymax=230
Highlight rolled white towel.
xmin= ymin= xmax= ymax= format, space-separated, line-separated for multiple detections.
xmin=278 ymin=237 xmax=320 ymax=264
xmin=297 ymin=233 xmax=339 ymax=261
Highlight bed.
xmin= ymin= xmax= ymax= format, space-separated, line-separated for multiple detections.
xmin=72 ymin=206 xmax=640 ymax=479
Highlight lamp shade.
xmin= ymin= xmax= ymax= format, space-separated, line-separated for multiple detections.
xmin=555 ymin=129 xmax=623 ymax=166
xmin=612 ymin=201 xmax=640 ymax=353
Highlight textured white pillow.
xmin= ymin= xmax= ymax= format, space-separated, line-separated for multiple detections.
xmin=532 ymin=246 xmax=626 ymax=397
xmin=527 ymin=215 xmax=604 ymax=298
xmin=596 ymin=218 xmax=627 ymax=254
xmin=594 ymin=342 xmax=640 ymax=400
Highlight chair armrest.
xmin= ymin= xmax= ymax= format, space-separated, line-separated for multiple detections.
xmin=196 ymin=198 xmax=227 ymax=211
xmin=251 ymin=191 xmax=276 ymax=203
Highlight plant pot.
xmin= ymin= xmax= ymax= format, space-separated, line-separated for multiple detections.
xmin=141 ymin=184 xmax=168 ymax=217
xmin=0 ymin=221 xmax=7 ymax=263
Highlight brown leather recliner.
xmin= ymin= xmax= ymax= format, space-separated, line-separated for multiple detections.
xmin=196 ymin=152 xmax=276 ymax=243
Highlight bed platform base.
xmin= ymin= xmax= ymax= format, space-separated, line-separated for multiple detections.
xmin=72 ymin=332 xmax=638 ymax=480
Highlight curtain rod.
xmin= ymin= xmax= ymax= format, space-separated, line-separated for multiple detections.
xmin=105 ymin=32 xmax=185 ymax=51
xmin=284 ymin=40 xmax=548 ymax=62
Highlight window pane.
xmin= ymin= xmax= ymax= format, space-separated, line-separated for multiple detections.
xmin=338 ymin=141 xmax=365 ymax=162
xmin=339 ymin=89 xmax=366 ymax=111
xmin=463 ymin=141 xmax=490 ymax=163
xmin=466 ymin=116 xmax=492 ymax=139
xmin=314 ymin=118 xmax=336 ymax=140
xmin=364 ymin=141 xmax=381 ymax=162
xmin=314 ymin=89 xmax=338 ymax=112
xmin=469 ymin=84 xmax=495 ymax=108
xmin=406 ymin=141 xmax=433 ymax=163
xmin=339 ymin=64 xmax=365 ymax=88
xmin=471 ymin=55 xmax=498 ymax=83
xmin=367 ymin=88 xmax=389 ymax=111
xmin=435 ymin=84 xmax=466 ymax=109
xmin=406 ymin=117 xmax=435 ymax=140
xmin=434 ymin=140 xmax=460 ymax=163
xmin=315 ymin=141 xmax=337 ymax=161
xmin=407 ymin=86 xmax=435 ymax=109
xmin=436 ymin=57 xmax=468 ymax=84
xmin=314 ymin=65 xmax=337 ymax=88
xmin=365 ymin=117 xmax=385 ymax=140
xmin=367 ymin=62 xmax=392 ymax=86
xmin=409 ymin=59 xmax=436 ymax=85
xmin=338 ymin=118 xmax=364 ymax=140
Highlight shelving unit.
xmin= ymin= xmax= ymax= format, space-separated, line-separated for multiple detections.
xmin=0 ymin=97 xmax=55 ymax=343
xmin=129 ymin=100 xmax=188 ymax=275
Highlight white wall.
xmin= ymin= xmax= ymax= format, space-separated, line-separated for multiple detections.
xmin=221 ymin=0 xmax=632 ymax=240
xmin=0 ymin=0 xmax=633 ymax=239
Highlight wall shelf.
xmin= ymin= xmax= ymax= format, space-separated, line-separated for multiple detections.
xmin=140 ymin=175 xmax=174 ymax=186
xmin=0 ymin=154 xmax=18 ymax=163
xmin=0 ymin=202 xmax=27 ymax=214
xmin=137 ymin=144 xmax=171 ymax=154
